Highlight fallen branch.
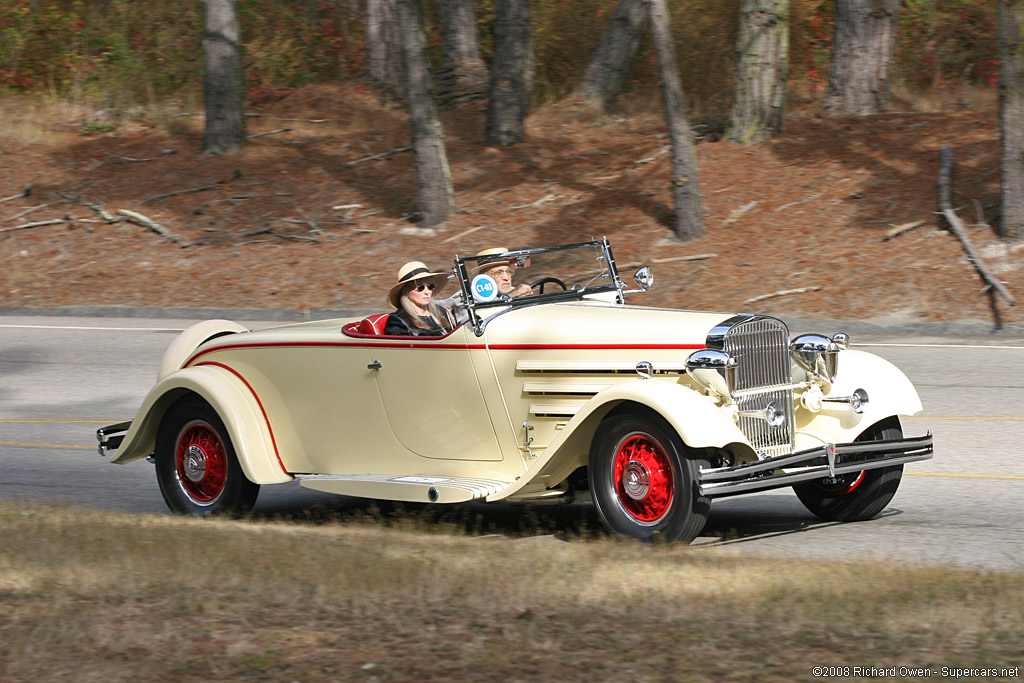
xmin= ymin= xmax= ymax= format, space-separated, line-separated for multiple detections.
xmin=441 ymin=225 xmax=486 ymax=244
xmin=0 ymin=186 xmax=31 ymax=204
xmin=117 ymin=209 xmax=182 ymax=244
xmin=5 ymin=201 xmax=59 ymax=223
xmin=108 ymin=150 xmax=176 ymax=162
xmin=882 ymin=220 xmax=925 ymax=241
xmin=774 ymin=192 xmax=823 ymax=213
xmin=723 ymin=201 xmax=758 ymax=226
xmin=938 ymin=146 xmax=1015 ymax=306
xmin=652 ymin=253 xmax=716 ymax=264
xmin=345 ymin=146 xmax=412 ymax=166
xmin=744 ymin=286 xmax=822 ymax=304
xmin=510 ymin=194 xmax=557 ymax=210
xmin=634 ymin=147 xmax=669 ymax=165
xmin=247 ymin=127 xmax=292 ymax=139
xmin=141 ymin=183 xmax=221 ymax=205
xmin=0 ymin=218 xmax=65 ymax=234
xmin=59 ymin=193 xmax=118 ymax=223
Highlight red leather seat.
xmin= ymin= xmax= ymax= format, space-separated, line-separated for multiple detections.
xmin=355 ymin=313 xmax=390 ymax=335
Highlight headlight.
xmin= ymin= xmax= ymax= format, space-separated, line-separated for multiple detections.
xmin=686 ymin=348 xmax=737 ymax=398
xmin=789 ymin=333 xmax=840 ymax=381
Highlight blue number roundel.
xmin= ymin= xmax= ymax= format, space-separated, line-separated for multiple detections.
xmin=471 ymin=274 xmax=498 ymax=302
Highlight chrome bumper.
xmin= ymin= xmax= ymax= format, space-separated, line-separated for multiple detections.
xmin=698 ymin=432 xmax=933 ymax=498
xmin=96 ymin=421 xmax=132 ymax=456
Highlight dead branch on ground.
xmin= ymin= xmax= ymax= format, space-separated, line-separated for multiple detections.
xmin=882 ymin=220 xmax=925 ymax=241
xmin=5 ymin=201 xmax=60 ymax=223
xmin=59 ymin=193 xmax=117 ymax=223
xmin=247 ymin=128 xmax=292 ymax=139
xmin=117 ymin=209 xmax=182 ymax=245
xmin=0 ymin=218 xmax=65 ymax=234
xmin=938 ymin=146 xmax=1015 ymax=306
xmin=142 ymin=183 xmax=221 ymax=205
xmin=0 ymin=186 xmax=31 ymax=204
xmin=744 ymin=286 xmax=822 ymax=304
xmin=345 ymin=146 xmax=412 ymax=166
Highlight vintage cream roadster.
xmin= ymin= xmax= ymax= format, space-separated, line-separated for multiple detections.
xmin=98 ymin=240 xmax=933 ymax=542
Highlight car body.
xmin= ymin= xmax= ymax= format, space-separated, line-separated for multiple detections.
xmin=98 ymin=239 xmax=933 ymax=542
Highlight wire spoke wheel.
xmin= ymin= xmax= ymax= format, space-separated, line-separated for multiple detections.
xmin=175 ymin=420 xmax=229 ymax=504
xmin=590 ymin=411 xmax=709 ymax=543
xmin=613 ymin=433 xmax=674 ymax=523
xmin=155 ymin=396 xmax=259 ymax=516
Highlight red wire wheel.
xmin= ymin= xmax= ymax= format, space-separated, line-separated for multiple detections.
xmin=174 ymin=420 xmax=228 ymax=504
xmin=589 ymin=412 xmax=710 ymax=542
xmin=612 ymin=433 xmax=674 ymax=523
xmin=155 ymin=396 xmax=259 ymax=516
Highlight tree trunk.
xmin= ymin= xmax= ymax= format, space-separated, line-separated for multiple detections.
xmin=485 ymin=0 xmax=534 ymax=147
xmin=822 ymin=0 xmax=899 ymax=116
xmin=577 ymin=0 xmax=649 ymax=112
xmin=366 ymin=0 xmax=405 ymax=100
xmin=645 ymin=0 xmax=705 ymax=241
xmin=999 ymin=0 xmax=1024 ymax=240
xmin=727 ymin=0 xmax=789 ymax=143
xmin=437 ymin=0 xmax=488 ymax=107
xmin=202 ymin=0 xmax=246 ymax=156
xmin=397 ymin=0 xmax=453 ymax=227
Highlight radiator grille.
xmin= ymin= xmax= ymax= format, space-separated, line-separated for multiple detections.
xmin=723 ymin=317 xmax=795 ymax=458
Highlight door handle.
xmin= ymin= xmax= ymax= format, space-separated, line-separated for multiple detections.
xmin=367 ymin=360 xmax=382 ymax=370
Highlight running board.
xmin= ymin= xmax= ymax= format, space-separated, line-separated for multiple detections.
xmin=296 ymin=474 xmax=513 ymax=504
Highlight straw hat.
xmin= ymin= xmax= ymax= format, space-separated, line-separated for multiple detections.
xmin=471 ymin=246 xmax=515 ymax=275
xmin=386 ymin=261 xmax=449 ymax=309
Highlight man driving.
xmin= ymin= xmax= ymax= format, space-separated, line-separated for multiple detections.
xmin=438 ymin=246 xmax=531 ymax=326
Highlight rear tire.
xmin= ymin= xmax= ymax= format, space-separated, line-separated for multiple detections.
xmin=793 ymin=417 xmax=904 ymax=522
xmin=589 ymin=411 xmax=710 ymax=543
xmin=155 ymin=396 xmax=259 ymax=516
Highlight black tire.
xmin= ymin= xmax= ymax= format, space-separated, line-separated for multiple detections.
xmin=155 ymin=395 xmax=259 ymax=516
xmin=793 ymin=416 xmax=904 ymax=522
xmin=589 ymin=411 xmax=710 ymax=543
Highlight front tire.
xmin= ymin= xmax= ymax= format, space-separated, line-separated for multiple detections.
xmin=793 ymin=416 xmax=904 ymax=522
xmin=589 ymin=411 xmax=710 ymax=543
xmin=155 ymin=396 xmax=259 ymax=516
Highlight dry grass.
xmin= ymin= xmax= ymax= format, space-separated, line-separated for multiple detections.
xmin=1 ymin=501 xmax=1021 ymax=681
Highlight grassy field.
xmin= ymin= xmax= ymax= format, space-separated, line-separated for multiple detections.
xmin=1 ymin=501 xmax=1021 ymax=681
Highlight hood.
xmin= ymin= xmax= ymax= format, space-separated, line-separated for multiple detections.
xmin=480 ymin=302 xmax=738 ymax=348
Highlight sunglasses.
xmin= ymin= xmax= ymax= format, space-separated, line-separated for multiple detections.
xmin=410 ymin=282 xmax=436 ymax=292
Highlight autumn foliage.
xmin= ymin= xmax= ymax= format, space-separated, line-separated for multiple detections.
xmin=0 ymin=0 xmax=998 ymax=112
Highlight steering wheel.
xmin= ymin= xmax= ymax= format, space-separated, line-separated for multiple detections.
xmin=529 ymin=277 xmax=567 ymax=294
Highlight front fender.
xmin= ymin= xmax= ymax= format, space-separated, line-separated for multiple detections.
xmin=796 ymin=348 xmax=924 ymax=448
xmin=158 ymin=320 xmax=248 ymax=380
xmin=111 ymin=365 xmax=291 ymax=485
xmin=494 ymin=379 xmax=755 ymax=501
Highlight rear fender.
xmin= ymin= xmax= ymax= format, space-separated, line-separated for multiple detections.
xmin=111 ymin=365 xmax=291 ymax=485
xmin=158 ymin=320 xmax=248 ymax=380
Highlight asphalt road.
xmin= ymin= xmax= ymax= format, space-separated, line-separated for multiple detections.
xmin=2 ymin=314 xmax=1022 ymax=572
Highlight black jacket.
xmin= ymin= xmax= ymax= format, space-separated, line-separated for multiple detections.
xmin=383 ymin=309 xmax=445 ymax=336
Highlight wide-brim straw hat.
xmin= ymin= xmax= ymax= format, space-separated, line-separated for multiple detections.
xmin=471 ymin=247 xmax=515 ymax=275
xmin=386 ymin=261 xmax=449 ymax=309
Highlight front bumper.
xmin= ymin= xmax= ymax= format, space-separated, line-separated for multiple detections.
xmin=96 ymin=421 xmax=132 ymax=456
xmin=698 ymin=432 xmax=933 ymax=498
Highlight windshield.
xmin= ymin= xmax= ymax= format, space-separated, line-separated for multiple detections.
xmin=452 ymin=240 xmax=624 ymax=332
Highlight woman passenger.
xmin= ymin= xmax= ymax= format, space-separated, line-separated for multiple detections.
xmin=383 ymin=261 xmax=454 ymax=336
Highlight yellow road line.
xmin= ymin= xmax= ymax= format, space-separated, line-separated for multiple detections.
xmin=0 ymin=440 xmax=94 ymax=449
xmin=905 ymin=416 xmax=1024 ymax=420
xmin=907 ymin=471 xmax=1024 ymax=481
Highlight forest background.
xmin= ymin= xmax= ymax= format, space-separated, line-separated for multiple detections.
xmin=0 ymin=0 xmax=1019 ymax=328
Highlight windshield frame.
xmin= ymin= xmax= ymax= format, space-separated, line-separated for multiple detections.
xmin=451 ymin=238 xmax=628 ymax=336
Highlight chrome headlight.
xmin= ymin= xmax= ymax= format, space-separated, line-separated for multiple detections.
xmin=686 ymin=348 xmax=737 ymax=398
xmin=634 ymin=266 xmax=654 ymax=291
xmin=789 ymin=333 xmax=840 ymax=381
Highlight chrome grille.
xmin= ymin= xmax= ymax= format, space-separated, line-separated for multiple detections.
xmin=723 ymin=317 xmax=795 ymax=458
